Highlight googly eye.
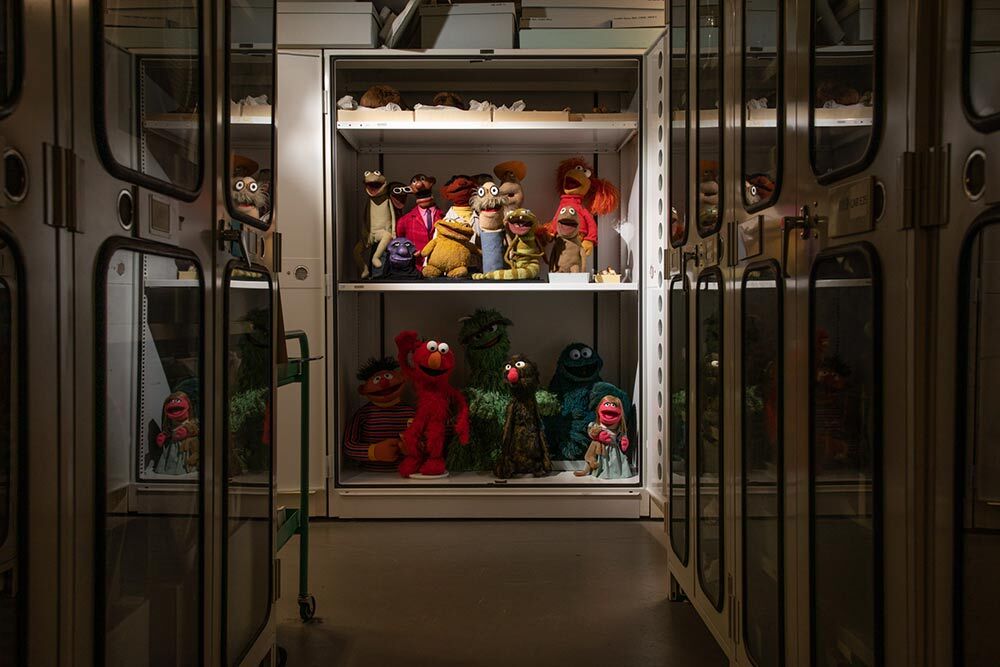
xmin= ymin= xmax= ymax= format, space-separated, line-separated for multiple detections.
xmin=426 ymin=340 xmax=438 ymax=352
xmin=573 ymin=165 xmax=585 ymax=172
xmin=515 ymin=360 xmax=526 ymax=369
xmin=488 ymin=323 xmax=498 ymax=332
xmin=438 ymin=343 xmax=450 ymax=354
xmin=569 ymin=349 xmax=582 ymax=361
xmin=568 ymin=207 xmax=576 ymax=215
xmin=249 ymin=182 xmax=259 ymax=192
xmin=235 ymin=180 xmax=245 ymax=191
xmin=490 ymin=186 xmax=499 ymax=196
xmin=364 ymin=171 xmax=372 ymax=176
xmin=505 ymin=364 xmax=512 ymax=371
xmin=581 ymin=347 xmax=593 ymax=359
xmin=373 ymin=170 xmax=382 ymax=176
xmin=477 ymin=187 xmax=485 ymax=197
xmin=559 ymin=207 xmax=566 ymax=215
xmin=372 ymin=375 xmax=381 ymax=384
xmin=584 ymin=169 xmax=592 ymax=177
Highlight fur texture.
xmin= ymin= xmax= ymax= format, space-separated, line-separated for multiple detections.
xmin=495 ymin=355 xmax=553 ymax=478
xmin=543 ymin=158 xmax=620 ymax=252
xmin=473 ymin=209 xmax=544 ymax=280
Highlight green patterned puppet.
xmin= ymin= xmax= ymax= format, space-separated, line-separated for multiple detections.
xmin=446 ymin=309 xmax=559 ymax=472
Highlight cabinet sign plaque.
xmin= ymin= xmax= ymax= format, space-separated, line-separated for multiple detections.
xmin=829 ymin=176 xmax=874 ymax=238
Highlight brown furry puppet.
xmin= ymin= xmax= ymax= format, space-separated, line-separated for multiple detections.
xmin=544 ymin=158 xmax=620 ymax=255
xmin=354 ymin=170 xmax=396 ymax=279
xmin=360 ymin=84 xmax=403 ymax=108
xmin=495 ymin=354 xmax=552 ymax=478
xmin=548 ymin=205 xmax=587 ymax=273
xmin=494 ymin=160 xmax=527 ymax=217
xmin=432 ymin=91 xmax=467 ymax=109
xmin=421 ymin=175 xmax=480 ymax=278
xmin=232 ymin=176 xmax=267 ymax=220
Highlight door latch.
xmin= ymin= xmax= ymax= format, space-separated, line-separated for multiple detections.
xmin=218 ymin=219 xmax=253 ymax=269
xmin=781 ymin=205 xmax=821 ymax=277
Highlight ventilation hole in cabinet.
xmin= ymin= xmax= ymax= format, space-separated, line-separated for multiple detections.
xmin=658 ymin=100 xmax=663 ymax=119
xmin=658 ymin=271 xmax=663 ymax=287
xmin=658 ymin=52 xmax=663 ymax=68
xmin=658 ymin=343 xmax=663 ymax=360
xmin=657 ymin=463 xmax=662 ymax=481
xmin=658 ymin=319 xmax=663 ymax=336
xmin=658 ymin=76 xmax=663 ymax=94
xmin=658 ymin=125 xmax=663 ymax=142
xmin=657 ymin=439 xmax=663 ymax=457
xmin=658 ymin=149 xmax=663 ymax=167
xmin=658 ymin=415 xmax=663 ymax=433
xmin=659 ymin=174 xmax=663 ymax=191
xmin=659 ymin=222 xmax=664 ymax=239
xmin=658 ymin=295 xmax=663 ymax=312
xmin=658 ymin=199 xmax=663 ymax=215
xmin=657 ymin=391 xmax=663 ymax=408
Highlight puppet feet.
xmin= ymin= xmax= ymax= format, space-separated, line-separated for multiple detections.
xmin=361 ymin=267 xmax=371 ymax=279
xmin=446 ymin=267 xmax=469 ymax=278
xmin=372 ymin=256 xmax=383 ymax=268
xmin=398 ymin=455 xmax=424 ymax=478
xmin=422 ymin=266 xmax=443 ymax=278
xmin=419 ymin=457 xmax=446 ymax=476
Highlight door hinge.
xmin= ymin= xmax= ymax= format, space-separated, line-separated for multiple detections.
xmin=323 ymin=90 xmax=330 ymax=116
xmin=272 ymin=231 xmax=283 ymax=274
xmin=273 ymin=558 xmax=281 ymax=603
xmin=900 ymin=144 xmax=950 ymax=230
xmin=43 ymin=143 xmax=82 ymax=231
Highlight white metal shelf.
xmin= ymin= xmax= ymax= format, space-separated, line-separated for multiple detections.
xmin=338 ymin=281 xmax=637 ymax=293
xmin=145 ymin=278 xmax=269 ymax=289
xmin=340 ymin=469 xmax=640 ymax=487
xmin=143 ymin=113 xmax=272 ymax=145
xmin=335 ymin=120 xmax=639 ymax=154
xmin=670 ymin=107 xmax=874 ymax=128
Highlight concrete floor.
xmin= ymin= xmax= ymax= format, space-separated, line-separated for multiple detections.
xmin=276 ymin=520 xmax=728 ymax=666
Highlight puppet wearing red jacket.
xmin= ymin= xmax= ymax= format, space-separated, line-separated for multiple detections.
xmin=395 ymin=330 xmax=470 ymax=477
xmin=395 ymin=173 xmax=443 ymax=268
xmin=544 ymin=158 xmax=620 ymax=256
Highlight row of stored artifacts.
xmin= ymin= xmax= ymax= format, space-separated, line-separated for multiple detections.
xmin=353 ymin=157 xmax=623 ymax=283
xmin=342 ymin=308 xmax=636 ymax=482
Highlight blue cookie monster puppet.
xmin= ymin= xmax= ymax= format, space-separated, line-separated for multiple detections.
xmin=546 ymin=342 xmax=635 ymax=461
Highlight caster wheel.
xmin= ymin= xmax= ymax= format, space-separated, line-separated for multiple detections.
xmin=298 ymin=594 xmax=316 ymax=621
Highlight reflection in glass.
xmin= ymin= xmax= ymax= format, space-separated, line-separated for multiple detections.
xmin=697 ymin=270 xmax=723 ymax=609
xmin=967 ymin=0 xmax=1000 ymax=120
xmin=811 ymin=0 xmax=877 ymax=179
xmin=0 ymin=0 xmax=21 ymax=107
xmin=697 ymin=0 xmax=723 ymax=236
xmin=670 ymin=0 xmax=690 ymax=246
xmin=101 ymin=249 xmax=202 ymax=666
xmin=101 ymin=1 xmax=201 ymax=191
xmin=669 ymin=277 xmax=690 ymax=563
xmin=227 ymin=0 xmax=274 ymax=225
xmin=742 ymin=265 xmax=783 ymax=666
xmin=225 ymin=268 xmax=273 ymax=666
xmin=742 ymin=0 xmax=780 ymax=210
xmin=0 ymin=239 xmax=16 ymax=663
xmin=958 ymin=221 xmax=1000 ymax=666
xmin=810 ymin=248 xmax=879 ymax=667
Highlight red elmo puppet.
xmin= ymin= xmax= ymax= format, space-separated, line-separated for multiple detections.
xmin=395 ymin=330 xmax=470 ymax=477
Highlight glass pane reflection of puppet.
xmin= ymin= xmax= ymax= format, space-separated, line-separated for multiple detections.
xmin=343 ymin=357 xmax=414 ymax=473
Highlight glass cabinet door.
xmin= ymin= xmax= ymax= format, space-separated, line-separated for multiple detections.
xmin=741 ymin=263 xmax=783 ymax=666
xmin=224 ymin=267 xmax=273 ymax=666
xmin=669 ymin=276 xmax=690 ymax=563
xmin=957 ymin=218 xmax=1000 ymax=666
xmin=696 ymin=269 xmax=724 ymax=610
xmin=0 ymin=0 xmax=22 ymax=114
xmin=965 ymin=0 xmax=1000 ymax=128
xmin=0 ymin=238 xmax=19 ymax=664
xmin=670 ymin=0 xmax=690 ymax=247
xmin=226 ymin=0 xmax=275 ymax=228
xmin=98 ymin=247 xmax=203 ymax=666
xmin=809 ymin=246 xmax=881 ymax=667
xmin=742 ymin=0 xmax=782 ymax=211
xmin=696 ymin=0 xmax=723 ymax=236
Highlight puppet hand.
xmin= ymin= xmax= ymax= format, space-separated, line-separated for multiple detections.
xmin=156 ymin=432 xmax=168 ymax=447
xmin=371 ymin=438 xmax=401 ymax=462
xmin=597 ymin=429 xmax=613 ymax=444
xmin=620 ymin=436 xmax=630 ymax=452
xmin=394 ymin=330 xmax=420 ymax=354
xmin=173 ymin=426 xmax=189 ymax=440
xmin=582 ymin=240 xmax=595 ymax=257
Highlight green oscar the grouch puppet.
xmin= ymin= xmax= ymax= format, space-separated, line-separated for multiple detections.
xmin=445 ymin=308 xmax=559 ymax=472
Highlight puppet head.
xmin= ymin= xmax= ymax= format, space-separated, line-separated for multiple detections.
xmin=387 ymin=237 xmax=417 ymax=269
xmin=459 ymin=309 xmax=513 ymax=384
xmin=357 ymin=356 xmax=406 ymax=408
xmin=494 ymin=160 xmax=527 ymax=210
xmin=441 ymin=175 xmax=476 ymax=207
xmin=232 ymin=176 xmax=267 ymax=218
xmin=471 ymin=181 xmax=506 ymax=231
xmin=555 ymin=206 xmax=582 ymax=239
xmin=555 ymin=343 xmax=604 ymax=385
xmin=410 ymin=173 xmax=437 ymax=209
xmin=504 ymin=354 xmax=541 ymax=396
xmin=363 ymin=170 xmax=387 ymax=199
xmin=433 ymin=91 xmax=466 ymax=109
xmin=163 ymin=391 xmax=194 ymax=426
xmin=360 ymin=84 xmax=402 ymax=109
xmin=504 ymin=208 xmax=538 ymax=238
xmin=389 ymin=182 xmax=411 ymax=212
xmin=595 ymin=395 xmax=624 ymax=429
xmin=410 ymin=337 xmax=457 ymax=387
xmin=556 ymin=157 xmax=620 ymax=215
xmin=434 ymin=217 xmax=475 ymax=243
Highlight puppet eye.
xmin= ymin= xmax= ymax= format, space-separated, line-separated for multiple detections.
xmin=364 ymin=171 xmax=372 ymax=176
xmin=568 ymin=207 xmax=576 ymax=215
xmin=490 ymin=186 xmax=499 ymax=196
xmin=569 ymin=350 xmax=582 ymax=361
xmin=604 ymin=401 xmax=614 ymax=407
xmin=477 ymin=187 xmax=485 ymax=197
xmin=426 ymin=340 xmax=438 ymax=352
xmin=515 ymin=360 xmax=526 ymax=369
xmin=584 ymin=169 xmax=592 ymax=177
xmin=572 ymin=165 xmax=585 ymax=172
xmin=581 ymin=347 xmax=594 ymax=359
xmin=438 ymin=343 xmax=450 ymax=354
xmin=373 ymin=170 xmax=382 ymax=176
xmin=235 ymin=180 xmax=245 ymax=191
xmin=559 ymin=207 xmax=566 ymax=215
xmin=505 ymin=364 xmax=512 ymax=371
xmin=372 ymin=375 xmax=381 ymax=384
xmin=488 ymin=323 xmax=498 ymax=332
xmin=249 ymin=181 xmax=259 ymax=192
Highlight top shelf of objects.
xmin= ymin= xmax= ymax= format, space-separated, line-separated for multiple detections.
xmin=335 ymin=119 xmax=640 ymax=154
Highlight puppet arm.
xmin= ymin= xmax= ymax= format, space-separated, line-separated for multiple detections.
xmin=421 ymin=238 xmax=438 ymax=257
xmin=394 ymin=330 xmax=420 ymax=378
xmin=535 ymin=389 xmax=560 ymax=417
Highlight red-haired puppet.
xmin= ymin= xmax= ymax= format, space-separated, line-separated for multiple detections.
xmin=395 ymin=330 xmax=470 ymax=477
xmin=545 ymin=157 xmax=620 ymax=257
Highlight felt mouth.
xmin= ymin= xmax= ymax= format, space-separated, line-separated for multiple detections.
xmin=419 ymin=365 xmax=447 ymax=377
xmin=566 ymin=363 xmax=598 ymax=379
xmin=564 ymin=174 xmax=585 ymax=190
xmin=472 ymin=335 xmax=502 ymax=350
xmin=480 ymin=207 xmax=499 ymax=214
xmin=166 ymin=405 xmax=186 ymax=419
xmin=599 ymin=407 xmax=622 ymax=422
xmin=557 ymin=221 xmax=579 ymax=236
xmin=365 ymin=184 xmax=383 ymax=196
xmin=508 ymin=222 xmax=532 ymax=235
xmin=367 ymin=383 xmax=404 ymax=398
